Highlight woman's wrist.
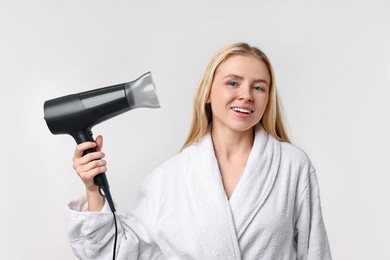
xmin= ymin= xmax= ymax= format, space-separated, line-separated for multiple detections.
xmin=86 ymin=188 xmax=104 ymax=211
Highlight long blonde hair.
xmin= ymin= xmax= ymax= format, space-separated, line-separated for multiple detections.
xmin=181 ymin=43 xmax=291 ymax=151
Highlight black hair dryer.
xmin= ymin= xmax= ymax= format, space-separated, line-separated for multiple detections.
xmin=43 ymin=72 xmax=160 ymax=212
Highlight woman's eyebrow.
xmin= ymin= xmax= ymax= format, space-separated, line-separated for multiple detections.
xmin=223 ymin=74 xmax=243 ymax=80
xmin=224 ymin=74 xmax=269 ymax=85
xmin=253 ymin=79 xmax=269 ymax=85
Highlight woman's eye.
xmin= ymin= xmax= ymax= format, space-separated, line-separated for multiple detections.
xmin=253 ymin=86 xmax=265 ymax=92
xmin=227 ymin=81 xmax=238 ymax=87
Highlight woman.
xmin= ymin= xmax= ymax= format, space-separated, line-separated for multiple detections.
xmin=67 ymin=43 xmax=332 ymax=259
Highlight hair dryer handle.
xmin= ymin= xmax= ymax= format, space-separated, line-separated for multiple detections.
xmin=72 ymin=129 xmax=116 ymax=212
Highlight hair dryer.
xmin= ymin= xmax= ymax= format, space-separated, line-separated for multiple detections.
xmin=44 ymin=72 xmax=160 ymax=212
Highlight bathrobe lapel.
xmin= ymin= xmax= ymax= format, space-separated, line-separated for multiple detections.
xmin=228 ymin=126 xmax=281 ymax=239
xmin=184 ymin=126 xmax=280 ymax=259
xmin=184 ymin=132 xmax=241 ymax=260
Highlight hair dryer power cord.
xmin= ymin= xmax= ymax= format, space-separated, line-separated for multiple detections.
xmin=98 ymin=187 xmax=118 ymax=259
xmin=112 ymin=211 xmax=118 ymax=260
xmin=98 ymin=185 xmax=118 ymax=259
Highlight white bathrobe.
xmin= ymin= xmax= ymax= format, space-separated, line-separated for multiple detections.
xmin=66 ymin=126 xmax=331 ymax=259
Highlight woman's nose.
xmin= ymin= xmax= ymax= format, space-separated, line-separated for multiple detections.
xmin=238 ymin=88 xmax=254 ymax=102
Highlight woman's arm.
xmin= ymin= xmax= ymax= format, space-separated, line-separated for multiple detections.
xmin=295 ymin=171 xmax=332 ymax=259
xmin=68 ymin=135 xmax=164 ymax=259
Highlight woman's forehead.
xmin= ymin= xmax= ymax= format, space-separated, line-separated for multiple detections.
xmin=215 ymin=55 xmax=270 ymax=81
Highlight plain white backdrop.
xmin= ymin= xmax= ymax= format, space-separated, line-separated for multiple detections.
xmin=1 ymin=0 xmax=389 ymax=259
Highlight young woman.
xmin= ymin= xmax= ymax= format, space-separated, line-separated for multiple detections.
xmin=67 ymin=43 xmax=331 ymax=259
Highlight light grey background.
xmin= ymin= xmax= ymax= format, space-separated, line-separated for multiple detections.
xmin=1 ymin=0 xmax=389 ymax=259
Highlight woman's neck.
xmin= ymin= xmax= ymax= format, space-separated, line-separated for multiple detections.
xmin=210 ymin=125 xmax=255 ymax=199
xmin=211 ymin=126 xmax=254 ymax=162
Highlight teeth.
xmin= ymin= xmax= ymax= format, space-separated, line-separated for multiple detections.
xmin=231 ymin=107 xmax=252 ymax=114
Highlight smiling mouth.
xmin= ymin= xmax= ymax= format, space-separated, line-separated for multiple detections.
xmin=231 ymin=107 xmax=253 ymax=114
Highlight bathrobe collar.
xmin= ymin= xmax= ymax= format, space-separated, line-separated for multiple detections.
xmin=183 ymin=125 xmax=281 ymax=259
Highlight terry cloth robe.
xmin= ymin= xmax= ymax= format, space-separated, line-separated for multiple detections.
xmin=66 ymin=126 xmax=332 ymax=259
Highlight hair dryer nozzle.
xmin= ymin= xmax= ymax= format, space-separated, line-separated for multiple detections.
xmin=126 ymin=72 xmax=160 ymax=109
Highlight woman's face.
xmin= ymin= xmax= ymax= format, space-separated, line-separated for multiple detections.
xmin=207 ymin=55 xmax=270 ymax=134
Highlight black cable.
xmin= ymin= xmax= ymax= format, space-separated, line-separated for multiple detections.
xmin=112 ymin=211 xmax=118 ymax=260
xmin=99 ymin=187 xmax=118 ymax=259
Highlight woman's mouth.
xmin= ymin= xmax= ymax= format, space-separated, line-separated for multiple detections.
xmin=231 ymin=107 xmax=253 ymax=114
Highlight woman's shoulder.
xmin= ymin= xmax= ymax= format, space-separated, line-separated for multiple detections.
xmin=134 ymin=149 xmax=195 ymax=204
xmin=142 ymin=148 xmax=193 ymax=185
xmin=274 ymin=140 xmax=318 ymax=194
xmin=278 ymin=140 xmax=315 ymax=171
xmin=280 ymin=141 xmax=310 ymax=159
xmin=156 ymin=148 xmax=193 ymax=172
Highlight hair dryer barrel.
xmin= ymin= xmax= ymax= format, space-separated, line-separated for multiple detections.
xmin=44 ymin=72 xmax=160 ymax=137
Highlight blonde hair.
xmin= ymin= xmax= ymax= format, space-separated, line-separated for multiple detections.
xmin=181 ymin=43 xmax=291 ymax=151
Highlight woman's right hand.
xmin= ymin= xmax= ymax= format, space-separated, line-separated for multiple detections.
xmin=72 ymin=135 xmax=107 ymax=211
